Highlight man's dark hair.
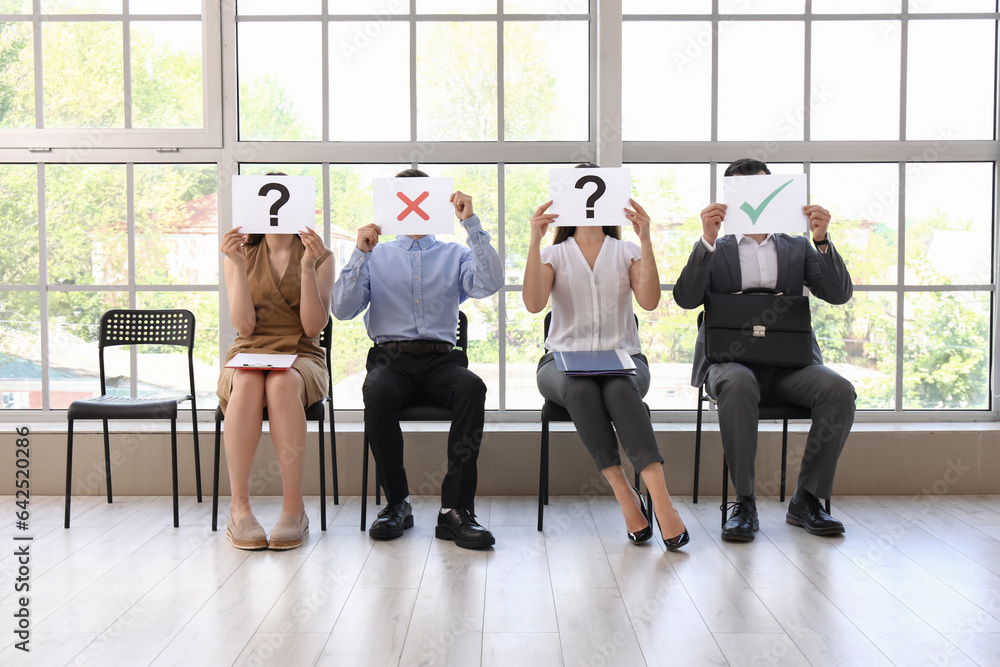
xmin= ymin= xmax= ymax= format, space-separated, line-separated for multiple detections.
xmin=575 ymin=162 xmax=599 ymax=169
xmin=395 ymin=168 xmax=429 ymax=178
xmin=724 ymin=158 xmax=771 ymax=177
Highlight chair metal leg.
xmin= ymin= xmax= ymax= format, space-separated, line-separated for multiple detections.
xmin=170 ymin=419 xmax=179 ymax=528
xmin=361 ymin=433 xmax=369 ymax=532
xmin=65 ymin=420 xmax=74 ymax=529
xmin=780 ymin=419 xmax=789 ymax=502
xmin=191 ymin=402 xmax=202 ymax=503
xmin=538 ymin=415 xmax=549 ymax=531
xmin=103 ymin=419 xmax=113 ymax=503
xmin=318 ymin=414 xmax=327 ymax=531
xmin=212 ymin=414 xmax=221 ymax=532
xmin=694 ymin=393 xmax=704 ymax=504
xmin=329 ymin=404 xmax=339 ymax=505
xmin=721 ymin=459 xmax=729 ymax=530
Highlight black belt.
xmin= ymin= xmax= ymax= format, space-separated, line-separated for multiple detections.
xmin=378 ymin=340 xmax=453 ymax=354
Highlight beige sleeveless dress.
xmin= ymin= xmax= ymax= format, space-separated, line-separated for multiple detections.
xmin=216 ymin=236 xmax=333 ymax=414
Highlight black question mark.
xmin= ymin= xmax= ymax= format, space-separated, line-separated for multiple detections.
xmin=258 ymin=183 xmax=290 ymax=227
xmin=574 ymin=175 xmax=606 ymax=219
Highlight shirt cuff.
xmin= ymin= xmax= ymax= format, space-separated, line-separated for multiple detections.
xmin=700 ymin=236 xmax=717 ymax=253
xmin=347 ymin=246 xmax=371 ymax=268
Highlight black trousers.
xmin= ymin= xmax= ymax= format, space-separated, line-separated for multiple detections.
xmin=363 ymin=346 xmax=487 ymax=511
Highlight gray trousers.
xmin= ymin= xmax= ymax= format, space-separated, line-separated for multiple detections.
xmin=705 ymin=362 xmax=856 ymax=499
xmin=536 ymin=353 xmax=663 ymax=472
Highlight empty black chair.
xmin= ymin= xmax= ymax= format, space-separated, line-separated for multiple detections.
xmin=212 ymin=318 xmax=338 ymax=532
xmin=65 ymin=309 xmax=201 ymax=528
xmin=360 ymin=312 xmax=467 ymax=531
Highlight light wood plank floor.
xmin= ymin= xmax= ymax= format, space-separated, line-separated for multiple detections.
xmin=2 ymin=494 xmax=1000 ymax=666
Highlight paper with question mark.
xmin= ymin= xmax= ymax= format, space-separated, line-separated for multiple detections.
xmin=548 ymin=167 xmax=631 ymax=227
xmin=231 ymin=175 xmax=316 ymax=234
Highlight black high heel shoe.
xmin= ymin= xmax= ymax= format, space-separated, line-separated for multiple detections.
xmin=656 ymin=510 xmax=690 ymax=552
xmin=627 ymin=486 xmax=653 ymax=544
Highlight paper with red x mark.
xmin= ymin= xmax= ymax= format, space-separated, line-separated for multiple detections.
xmin=374 ymin=176 xmax=455 ymax=235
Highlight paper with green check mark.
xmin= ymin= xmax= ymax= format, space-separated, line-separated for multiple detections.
xmin=722 ymin=173 xmax=808 ymax=236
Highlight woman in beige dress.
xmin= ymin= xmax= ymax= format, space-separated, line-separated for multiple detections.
xmin=217 ymin=225 xmax=334 ymax=550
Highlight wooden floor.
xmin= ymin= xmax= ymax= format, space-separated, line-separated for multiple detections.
xmin=2 ymin=494 xmax=1000 ymax=666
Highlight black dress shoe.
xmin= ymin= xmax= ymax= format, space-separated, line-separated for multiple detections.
xmin=628 ymin=486 xmax=653 ymax=544
xmin=368 ymin=500 xmax=413 ymax=540
xmin=786 ymin=491 xmax=845 ymax=536
xmin=655 ymin=510 xmax=690 ymax=552
xmin=721 ymin=495 xmax=758 ymax=542
xmin=435 ymin=508 xmax=496 ymax=549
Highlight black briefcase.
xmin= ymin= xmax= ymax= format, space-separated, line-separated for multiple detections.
xmin=703 ymin=288 xmax=813 ymax=367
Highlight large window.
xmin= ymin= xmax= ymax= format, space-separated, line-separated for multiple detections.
xmin=1 ymin=1 xmax=997 ymax=420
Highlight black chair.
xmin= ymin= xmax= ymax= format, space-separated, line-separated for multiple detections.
xmin=65 ymin=309 xmax=202 ymax=529
xmin=212 ymin=318 xmax=338 ymax=532
xmin=691 ymin=312 xmax=831 ymax=527
xmin=360 ymin=312 xmax=468 ymax=531
xmin=538 ymin=312 xmax=651 ymax=532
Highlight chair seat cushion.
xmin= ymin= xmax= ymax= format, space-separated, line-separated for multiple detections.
xmin=67 ymin=394 xmax=185 ymax=421
xmin=541 ymin=401 xmax=572 ymax=422
xmin=758 ymin=403 xmax=811 ymax=420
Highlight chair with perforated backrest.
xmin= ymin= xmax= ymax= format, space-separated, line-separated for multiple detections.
xmin=360 ymin=312 xmax=468 ymax=531
xmin=65 ymin=309 xmax=202 ymax=529
xmin=211 ymin=317 xmax=338 ymax=532
xmin=538 ymin=311 xmax=651 ymax=532
xmin=690 ymin=311 xmax=830 ymax=527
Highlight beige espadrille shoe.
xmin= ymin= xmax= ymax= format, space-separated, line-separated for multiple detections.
xmin=226 ymin=513 xmax=268 ymax=550
xmin=268 ymin=512 xmax=309 ymax=550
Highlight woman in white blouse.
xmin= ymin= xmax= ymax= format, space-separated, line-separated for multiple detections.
xmin=522 ymin=187 xmax=689 ymax=551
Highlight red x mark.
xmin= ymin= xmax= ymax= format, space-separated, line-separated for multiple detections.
xmin=396 ymin=191 xmax=430 ymax=221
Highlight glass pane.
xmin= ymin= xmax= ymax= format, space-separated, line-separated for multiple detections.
xmin=812 ymin=292 xmax=896 ymax=410
xmin=904 ymin=291 xmax=990 ymax=410
xmin=136 ymin=291 xmax=219 ymax=409
xmin=909 ymin=0 xmax=996 ymax=11
xmin=48 ymin=291 xmax=128 ymax=409
xmin=239 ymin=163 xmax=325 ymax=234
xmin=131 ymin=21 xmax=203 ymax=128
xmin=465 ymin=293 xmax=499 ymax=411
xmin=42 ymin=0 xmax=119 ymax=12
xmin=810 ymin=163 xmax=899 ymax=285
xmin=42 ymin=22 xmax=124 ymax=127
xmin=905 ymin=162 xmax=993 ymax=286
xmin=130 ymin=0 xmax=201 ymax=13
xmin=416 ymin=22 xmax=497 ymax=141
xmin=629 ymin=163 xmax=710 ymax=283
xmin=719 ymin=0 xmax=804 ymax=12
xmin=718 ymin=21 xmax=804 ymax=140
xmin=814 ymin=0 xmax=900 ymax=10
xmin=238 ymin=22 xmax=322 ymax=140
xmin=641 ymin=298 xmax=700 ymax=410
xmin=504 ymin=21 xmax=588 ymax=141
xmin=46 ymin=164 xmax=128 ymax=286
xmin=623 ymin=22 xmax=711 ymax=140
xmin=330 ymin=21 xmax=409 ymax=141
xmin=507 ymin=0 xmax=590 ymax=12
xmin=0 ymin=164 xmax=39 ymax=285
xmin=237 ymin=0 xmax=321 ymax=14
xmin=623 ymin=0 xmax=709 ymax=13
xmin=421 ymin=163 xmax=498 ymax=247
xmin=0 ymin=2 xmax=32 ymax=12
xmin=418 ymin=0 xmax=495 ymax=12
xmin=0 ymin=22 xmax=34 ymax=128
xmin=327 ymin=0 xmax=408 ymax=14
xmin=907 ymin=20 xmax=995 ymax=140
xmin=503 ymin=163 xmax=569 ymax=284
xmin=811 ymin=21 xmax=900 ymax=141
xmin=135 ymin=164 xmax=218 ymax=285
xmin=328 ymin=163 xmax=410 ymax=269
xmin=505 ymin=291 xmax=545 ymax=410
xmin=0 ymin=291 xmax=41 ymax=409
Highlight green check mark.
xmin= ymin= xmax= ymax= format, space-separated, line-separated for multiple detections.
xmin=740 ymin=179 xmax=794 ymax=225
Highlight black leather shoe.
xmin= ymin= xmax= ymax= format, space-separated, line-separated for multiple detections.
xmin=368 ymin=500 xmax=413 ymax=540
xmin=435 ymin=508 xmax=496 ymax=549
xmin=721 ymin=495 xmax=758 ymax=542
xmin=627 ymin=486 xmax=653 ymax=544
xmin=655 ymin=510 xmax=690 ymax=552
xmin=786 ymin=491 xmax=845 ymax=536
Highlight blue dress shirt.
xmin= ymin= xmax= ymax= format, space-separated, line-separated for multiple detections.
xmin=331 ymin=214 xmax=504 ymax=345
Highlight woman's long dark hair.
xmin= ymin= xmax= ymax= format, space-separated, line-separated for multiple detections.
xmin=243 ymin=171 xmax=288 ymax=247
xmin=552 ymin=162 xmax=622 ymax=244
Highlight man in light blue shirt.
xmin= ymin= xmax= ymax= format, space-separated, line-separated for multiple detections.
xmin=332 ymin=169 xmax=503 ymax=549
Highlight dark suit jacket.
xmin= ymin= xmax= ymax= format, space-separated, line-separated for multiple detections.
xmin=672 ymin=234 xmax=854 ymax=387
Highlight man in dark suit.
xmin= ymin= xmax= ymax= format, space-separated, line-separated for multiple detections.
xmin=673 ymin=158 xmax=856 ymax=541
